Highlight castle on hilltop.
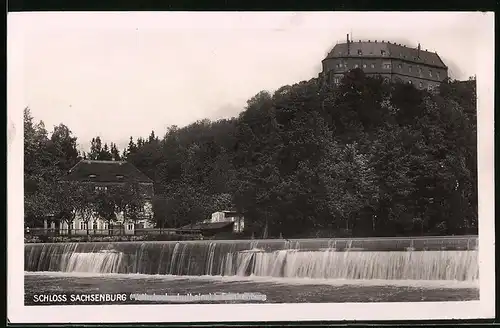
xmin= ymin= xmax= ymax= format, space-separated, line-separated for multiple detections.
xmin=320 ymin=34 xmax=448 ymax=90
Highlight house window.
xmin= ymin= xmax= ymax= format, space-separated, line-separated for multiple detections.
xmin=408 ymin=80 xmax=412 ymax=84
xmin=357 ymin=49 xmax=362 ymax=55
xmin=362 ymin=64 xmax=367 ymax=68
xmin=398 ymin=64 xmax=402 ymax=69
xmin=80 ymin=222 xmax=87 ymax=230
xmin=354 ymin=64 xmax=359 ymax=68
xmin=437 ymin=72 xmax=441 ymax=79
xmin=419 ymin=82 xmax=423 ymax=88
xmin=409 ymin=66 xmax=412 ymax=73
xmin=371 ymin=64 xmax=375 ymax=68
xmin=381 ymin=50 xmax=386 ymax=56
xmin=418 ymin=68 xmax=422 ymax=74
xmin=383 ymin=64 xmax=391 ymax=69
xmin=93 ymin=221 xmax=98 ymax=230
xmin=104 ymin=222 xmax=109 ymax=230
xmin=429 ymin=70 xmax=433 ymax=77
xmin=127 ymin=223 xmax=134 ymax=230
xmin=338 ymin=63 xmax=343 ymax=68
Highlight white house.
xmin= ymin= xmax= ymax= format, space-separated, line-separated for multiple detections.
xmin=207 ymin=210 xmax=245 ymax=233
xmin=43 ymin=160 xmax=155 ymax=236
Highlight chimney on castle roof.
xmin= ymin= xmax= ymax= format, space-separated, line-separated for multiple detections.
xmin=347 ymin=34 xmax=350 ymax=55
xmin=417 ymin=43 xmax=421 ymax=58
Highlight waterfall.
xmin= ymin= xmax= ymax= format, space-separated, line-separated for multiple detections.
xmin=63 ymin=251 xmax=124 ymax=273
xmin=24 ymin=236 xmax=479 ymax=281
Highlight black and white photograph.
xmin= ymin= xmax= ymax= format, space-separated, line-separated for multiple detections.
xmin=8 ymin=11 xmax=495 ymax=324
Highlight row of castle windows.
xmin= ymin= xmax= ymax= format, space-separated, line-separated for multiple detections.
xmin=338 ymin=49 xmax=436 ymax=64
xmin=335 ymin=63 xmax=441 ymax=79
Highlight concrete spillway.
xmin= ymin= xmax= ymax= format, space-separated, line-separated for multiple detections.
xmin=24 ymin=236 xmax=479 ymax=281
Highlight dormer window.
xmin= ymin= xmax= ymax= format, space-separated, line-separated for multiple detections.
xmin=357 ymin=49 xmax=362 ymax=55
xmin=380 ymin=50 xmax=386 ymax=56
xmin=89 ymin=174 xmax=97 ymax=178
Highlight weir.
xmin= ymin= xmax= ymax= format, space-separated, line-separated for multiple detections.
xmin=25 ymin=236 xmax=479 ymax=281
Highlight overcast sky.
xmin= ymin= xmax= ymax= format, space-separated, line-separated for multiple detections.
xmin=8 ymin=12 xmax=493 ymax=152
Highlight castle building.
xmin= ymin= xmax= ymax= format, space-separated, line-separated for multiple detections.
xmin=320 ymin=34 xmax=448 ymax=90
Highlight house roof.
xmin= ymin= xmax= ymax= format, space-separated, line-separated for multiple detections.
xmin=181 ymin=221 xmax=234 ymax=231
xmin=324 ymin=41 xmax=447 ymax=69
xmin=63 ymin=160 xmax=153 ymax=183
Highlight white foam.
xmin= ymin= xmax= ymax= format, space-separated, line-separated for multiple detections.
xmin=25 ymin=271 xmax=479 ymax=289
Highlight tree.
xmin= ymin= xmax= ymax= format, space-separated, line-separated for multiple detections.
xmin=110 ymin=143 xmax=121 ymax=161
xmin=95 ymin=189 xmax=117 ymax=235
xmin=114 ymin=182 xmax=146 ymax=234
xmin=50 ymin=181 xmax=83 ymax=235
xmin=49 ymin=124 xmax=80 ymax=172
xmin=72 ymin=185 xmax=98 ymax=235
xmin=88 ymin=137 xmax=102 ymax=160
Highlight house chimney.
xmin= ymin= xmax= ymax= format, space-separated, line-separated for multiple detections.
xmin=417 ymin=43 xmax=421 ymax=58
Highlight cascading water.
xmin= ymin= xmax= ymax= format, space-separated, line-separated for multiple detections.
xmin=24 ymin=236 xmax=479 ymax=282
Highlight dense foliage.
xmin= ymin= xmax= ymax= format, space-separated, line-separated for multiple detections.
xmin=24 ymin=69 xmax=478 ymax=238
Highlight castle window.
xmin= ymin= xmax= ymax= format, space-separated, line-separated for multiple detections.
xmin=357 ymin=49 xmax=362 ymax=55
xmin=354 ymin=64 xmax=359 ymax=68
xmin=381 ymin=50 xmax=386 ymax=56
xmin=371 ymin=64 xmax=375 ymax=68
xmin=419 ymin=82 xmax=423 ymax=88
xmin=418 ymin=68 xmax=422 ymax=74
xmin=429 ymin=71 xmax=433 ymax=77
xmin=398 ymin=64 xmax=402 ymax=69
xmin=338 ymin=63 xmax=343 ymax=68
xmin=409 ymin=66 xmax=412 ymax=72
xmin=408 ymin=80 xmax=412 ymax=84
xmin=437 ymin=72 xmax=441 ymax=79
xmin=363 ymin=64 xmax=367 ymax=68
xmin=383 ymin=63 xmax=391 ymax=69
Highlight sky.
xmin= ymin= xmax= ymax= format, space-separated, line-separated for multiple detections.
xmin=8 ymin=12 xmax=493 ymax=152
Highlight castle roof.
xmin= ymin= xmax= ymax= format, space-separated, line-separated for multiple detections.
xmin=63 ymin=160 xmax=153 ymax=183
xmin=324 ymin=41 xmax=447 ymax=69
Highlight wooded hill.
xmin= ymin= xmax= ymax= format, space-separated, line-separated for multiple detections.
xmin=24 ymin=69 xmax=478 ymax=238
